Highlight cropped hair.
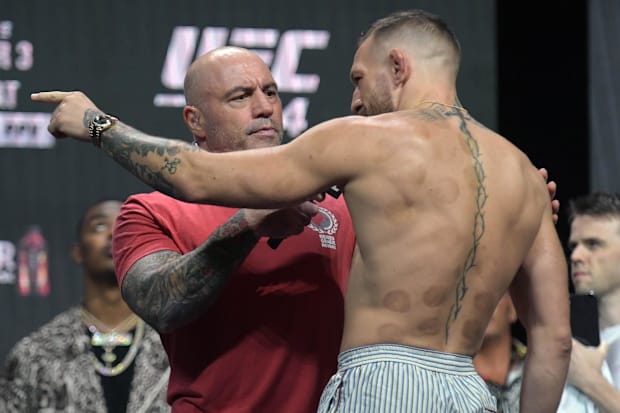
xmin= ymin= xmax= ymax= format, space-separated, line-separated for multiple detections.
xmin=359 ymin=9 xmax=461 ymax=61
xmin=568 ymin=192 xmax=620 ymax=224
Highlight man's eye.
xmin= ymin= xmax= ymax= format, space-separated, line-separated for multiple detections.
xmin=93 ymin=223 xmax=107 ymax=232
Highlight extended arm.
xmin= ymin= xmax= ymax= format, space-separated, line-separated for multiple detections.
xmin=510 ymin=207 xmax=572 ymax=413
xmin=32 ymin=91 xmax=358 ymax=208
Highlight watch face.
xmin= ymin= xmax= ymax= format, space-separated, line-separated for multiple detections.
xmin=95 ymin=116 xmax=111 ymax=126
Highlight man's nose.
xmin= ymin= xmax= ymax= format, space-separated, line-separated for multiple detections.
xmin=350 ymin=89 xmax=362 ymax=114
xmin=570 ymin=244 xmax=587 ymax=264
xmin=252 ymin=92 xmax=274 ymax=118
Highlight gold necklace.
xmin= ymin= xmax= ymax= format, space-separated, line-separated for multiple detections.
xmin=92 ymin=318 xmax=145 ymax=377
xmin=417 ymin=100 xmax=468 ymax=114
xmin=81 ymin=308 xmax=140 ymax=369
xmin=81 ymin=308 xmax=139 ymax=333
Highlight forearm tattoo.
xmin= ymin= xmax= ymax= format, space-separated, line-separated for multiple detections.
xmin=122 ymin=209 xmax=260 ymax=333
xmin=86 ymin=113 xmax=199 ymax=198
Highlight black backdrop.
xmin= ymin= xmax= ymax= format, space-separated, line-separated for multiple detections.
xmin=497 ymin=1 xmax=589 ymax=341
xmin=1 ymin=0 xmax=542 ymax=361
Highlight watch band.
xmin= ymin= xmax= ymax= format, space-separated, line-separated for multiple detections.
xmin=88 ymin=114 xmax=116 ymax=147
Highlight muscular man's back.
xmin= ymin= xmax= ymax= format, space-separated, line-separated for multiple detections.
xmin=341 ymin=107 xmax=549 ymax=355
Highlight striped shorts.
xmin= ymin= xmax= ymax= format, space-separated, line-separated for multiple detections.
xmin=317 ymin=344 xmax=497 ymax=413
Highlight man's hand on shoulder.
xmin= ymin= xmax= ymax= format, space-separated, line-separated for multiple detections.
xmin=537 ymin=167 xmax=560 ymax=224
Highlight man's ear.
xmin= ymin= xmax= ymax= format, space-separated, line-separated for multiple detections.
xmin=388 ymin=48 xmax=410 ymax=86
xmin=71 ymin=243 xmax=82 ymax=265
xmin=183 ymin=105 xmax=204 ymax=135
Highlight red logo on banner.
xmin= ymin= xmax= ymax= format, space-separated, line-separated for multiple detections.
xmin=17 ymin=225 xmax=50 ymax=296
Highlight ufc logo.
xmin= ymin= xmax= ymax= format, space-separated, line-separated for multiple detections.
xmin=154 ymin=26 xmax=330 ymax=137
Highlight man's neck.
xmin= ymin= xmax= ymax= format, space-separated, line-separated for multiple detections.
xmin=599 ymin=288 xmax=620 ymax=329
xmin=83 ymin=275 xmax=134 ymax=327
xmin=401 ymin=81 xmax=459 ymax=111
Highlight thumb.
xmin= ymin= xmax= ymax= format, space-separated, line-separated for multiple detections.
xmin=599 ymin=341 xmax=609 ymax=356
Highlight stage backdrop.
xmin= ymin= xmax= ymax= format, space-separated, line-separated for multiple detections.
xmin=590 ymin=0 xmax=620 ymax=192
xmin=0 ymin=0 xmax=496 ymax=361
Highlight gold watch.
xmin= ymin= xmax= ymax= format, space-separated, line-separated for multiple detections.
xmin=88 ymin=114 xmax=116 ymax=147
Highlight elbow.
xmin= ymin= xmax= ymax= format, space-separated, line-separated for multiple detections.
xmin=120 ymin=280 xmax=169 ymax=333
xmin=529 ymin=323 xmax=573 ymax=361
xmin=169 ymin=175 xmax=210 ymax=204
xmin=555 ymin=329 xmax=573 ymax=361
xmin=151 ymin=318 xmax=177 ymax=335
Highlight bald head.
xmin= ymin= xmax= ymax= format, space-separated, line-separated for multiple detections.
xmin=361 ymin=10 xmax=461 ymax=81
xmin=184 ymin=47 xmax=269 ymax=106
xmin=181 ymin=46 xmax=283 ymax=152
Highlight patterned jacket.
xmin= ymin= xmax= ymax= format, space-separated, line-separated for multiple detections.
xmin=1 ymin=306 xmax=170 ymax=413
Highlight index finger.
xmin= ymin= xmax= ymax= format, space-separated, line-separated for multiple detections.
xmin=30 ymin=91 xmax=73 ymax=103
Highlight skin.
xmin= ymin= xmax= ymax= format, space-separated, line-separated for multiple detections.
xmin=473 ymin=293 xmax=518 ymax=386
xmin=73 ymin=200 xmax=135 ymax=326
xmin=567 ymin=215 xmax=620 ymax=412
xmin=118 ymin=48 xmax=322 ymax=333
xmin=32 ymin=28 xmax=571 ymax=412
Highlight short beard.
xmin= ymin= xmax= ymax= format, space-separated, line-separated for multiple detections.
xmin=365 ymin=95 xmax=395 ymax=116
xmin=364 ymin=76 xmax=395 ymax=116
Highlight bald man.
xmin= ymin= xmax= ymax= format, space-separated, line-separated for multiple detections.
xmin=34 ymin=47 xmax=355 ymax=413
xmin=34 ymin=9 xmax=570 ymax=413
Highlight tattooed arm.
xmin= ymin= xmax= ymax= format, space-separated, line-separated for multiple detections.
xmin=32 ymin=90 xmax=364 ymax=207
xmin=32 ymin=91 xmax=197 ymax=199
xmin=120 ymin=200 xmax=319 ymax=333
xmin=121 ymin=209 xmax=259 ymax=333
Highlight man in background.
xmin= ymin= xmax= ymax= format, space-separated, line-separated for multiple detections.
xmin=474 ymin=293 xmax=525 ymax=413
xmin=1 ymin=200 xmax=170 ymax=412
xmin=557 ymin=192 xmax=620 ymax=412
xmin=109 ymin=47 xmax=355 ymax=412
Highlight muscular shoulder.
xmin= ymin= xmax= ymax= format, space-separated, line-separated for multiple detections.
xmin=304 ymin=113 xmax=429 ymax=163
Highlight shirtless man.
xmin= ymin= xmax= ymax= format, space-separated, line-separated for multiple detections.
xmin=33 ymin=9 xmax=571 ymax=412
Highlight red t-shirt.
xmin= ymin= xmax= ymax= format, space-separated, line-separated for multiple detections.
xmin=113 ymin=192 xmax=355 ymax=413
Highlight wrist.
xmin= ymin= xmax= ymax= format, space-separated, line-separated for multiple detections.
xmin=239 ymin=209 xmax=268 ymax=238
xmin=88 ymin=113 xmax=117 ymax=147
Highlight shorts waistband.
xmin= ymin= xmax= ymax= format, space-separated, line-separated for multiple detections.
xmin=337 ymin=344 xmax=476 ymax=375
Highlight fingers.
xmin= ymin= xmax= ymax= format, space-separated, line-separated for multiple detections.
xmin=551 ymin=199 xmax=560 ymax=224
xmin=298 ymin=201 xmax=319 ymax=217
xmin=30 ymin=91 xmax=75 ymax=103
xmin=538 ymin=167 xmax=549 ymax=182
xmin=310 ymin=193 xmax=326 ymax=202
xmin=547 ymin=180 xmax=557 ymax=199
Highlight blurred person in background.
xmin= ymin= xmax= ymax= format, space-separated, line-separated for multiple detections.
xmin=557 ymin=192 xmax=620 ymax=413
xmin=1 ymin=199 xmax=170 ymax=413
xmin=474 ymin=292 xmax=526 ymax=413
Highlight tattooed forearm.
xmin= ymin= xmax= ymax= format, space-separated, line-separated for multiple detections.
xmin=121 ymin=210 xmax=260 ymax=333
xmin=96 ymin=120 xmax=199 ymax=198
xmin=443 ymin=109 xmax=488 ymax=343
